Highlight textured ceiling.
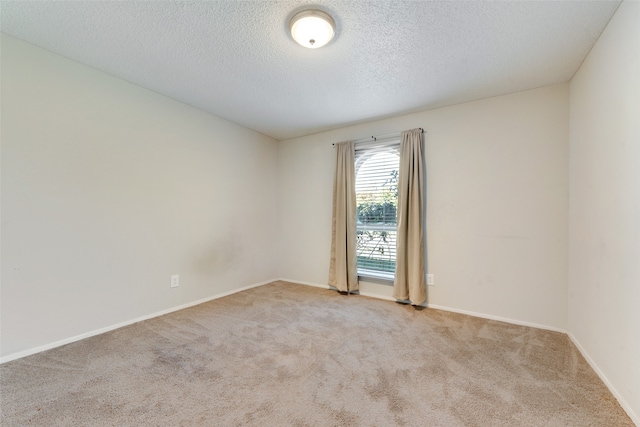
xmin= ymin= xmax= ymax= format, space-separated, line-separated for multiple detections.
xmin=0 ymin=1 xmax=621 ymax=140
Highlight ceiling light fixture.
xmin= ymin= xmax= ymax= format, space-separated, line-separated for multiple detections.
xmin=289 ymin=9 xmax=335 ymax=49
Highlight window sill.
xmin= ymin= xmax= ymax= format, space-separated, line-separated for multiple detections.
xmin=358 ymin=270 xmax=394 ymax=286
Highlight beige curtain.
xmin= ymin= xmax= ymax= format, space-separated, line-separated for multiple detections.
xmin=328 ymin=141 xmax=358 ymax=293
xmin=393 ymin=129 xmax=426 ymax=305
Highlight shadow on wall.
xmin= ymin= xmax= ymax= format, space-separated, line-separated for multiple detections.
xmin=192 ymin=234 xmax=244 ymax=278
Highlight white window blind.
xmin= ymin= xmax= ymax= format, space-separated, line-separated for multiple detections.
xmin=355 ymin=141 xmax=400 ymax=280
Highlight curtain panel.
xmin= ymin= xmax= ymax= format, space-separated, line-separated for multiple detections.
xmin=393 ymin=128 xmax=426 ymax=305
xmin=328 ymin=141 xmax=358 ymax=292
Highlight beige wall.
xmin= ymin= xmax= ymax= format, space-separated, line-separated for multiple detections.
xmin=278 ymin=84 xmax=569 ymax=331
xmin=0 ymin=34 xmax=279 ymax=360
xmin=568 ymin=1 xmax=640 ymax=423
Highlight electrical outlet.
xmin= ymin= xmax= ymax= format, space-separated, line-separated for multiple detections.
xmin=427 ymin=274 xmax=435 ymax=286
xmin=170 ymin=274 xmax=180 ymax=288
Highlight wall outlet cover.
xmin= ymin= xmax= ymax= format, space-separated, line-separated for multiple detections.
xmin=170 ymin=274 xmax=180 ymax=288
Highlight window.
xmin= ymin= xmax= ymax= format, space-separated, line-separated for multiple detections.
xmin=355 ymin=141 xmax=400 ymax=280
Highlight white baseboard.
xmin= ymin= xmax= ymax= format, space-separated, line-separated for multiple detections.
xmin=425 ymin=303 xmax=567 ymax=333
xmin=279 ymin=278 xmax=395 ymax=301
xmin=0 ymin=278 xmax=277 ymax=364
xmin=567 ymin=333 xmax=639 ymax=426
xmin=283 ymin=278 xmax=565 ymax=333
xmin=278 ymin=278 xmax=330 ymax=289
xmin=280 ymin=278 xmax=389 ymax=300
xmin=359 ymin=291 xmax=396 ymax=301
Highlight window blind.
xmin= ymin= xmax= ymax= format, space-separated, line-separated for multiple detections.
xmin=355 ymin=141 xmax=400 ymax=279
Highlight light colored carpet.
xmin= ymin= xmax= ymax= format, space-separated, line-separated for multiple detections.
xmin=0 ymin=280 xmax=633 ymax=426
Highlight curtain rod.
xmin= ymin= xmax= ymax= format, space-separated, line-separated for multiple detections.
xmin=332 ymin=128 xmax=423 ymax=146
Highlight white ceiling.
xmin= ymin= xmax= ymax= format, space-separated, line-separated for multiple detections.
xmin=0 ymin=0 xmax=621 ymax=140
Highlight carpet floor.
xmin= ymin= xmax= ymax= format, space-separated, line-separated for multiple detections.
xmin=0 ymin=280 xmax=633 ymax=426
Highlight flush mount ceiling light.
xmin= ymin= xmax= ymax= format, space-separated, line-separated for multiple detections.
xmin=289 ymin=9 xmax=336 ymax=49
